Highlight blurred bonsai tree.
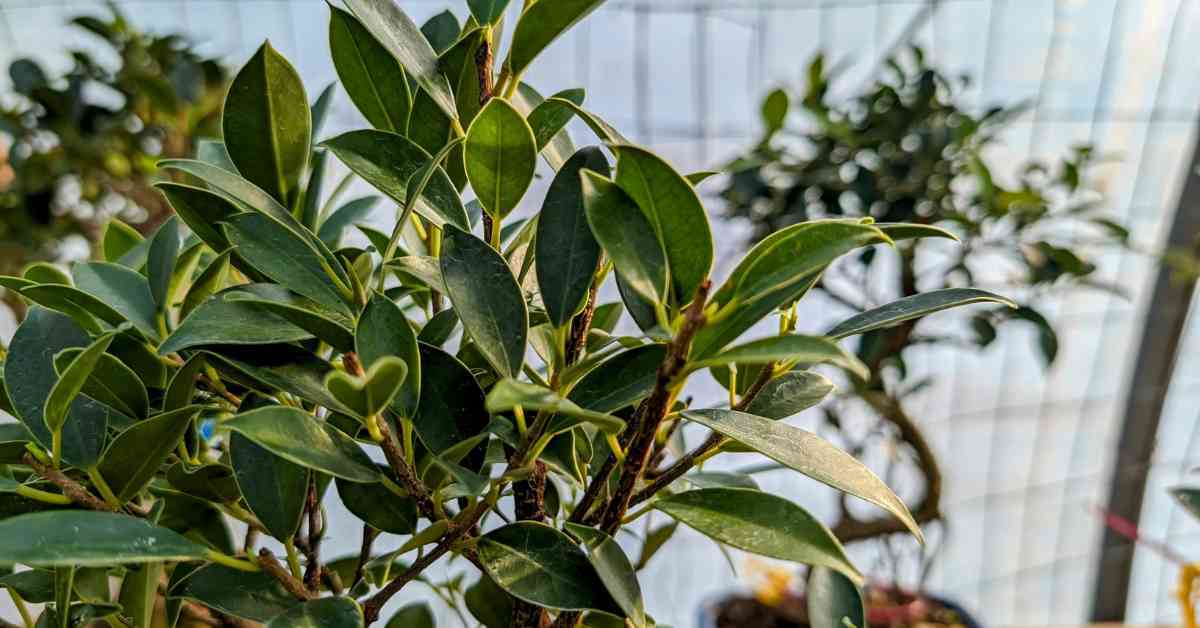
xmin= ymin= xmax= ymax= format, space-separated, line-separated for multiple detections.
xmin=0 ymin=2 xmax=227 ymax=317
xmin=721 ymin=47 xmax=1129 ymax=544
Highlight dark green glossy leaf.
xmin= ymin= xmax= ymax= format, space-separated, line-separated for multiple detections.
xmin=319 ymin=196 xmax=380 ymax=248
xmin=537 ymin=147 xmax=608 ymax=327
xmin=164 ymin=462 xmax=241 ymax=504
xmin=743 ymin=371 xmax=835 ymax=420
xmin=222 ymin=42 xmax=310 ymax=206
xmin=506 ymin=0 xmax=605 ymax=77
xmin=147 ymin=217 xmax=181 ymax=310
xmin=386 ymin=256 xmax=446 ymax=293
xmin=468 ymin=0 xmax=509 ymax=25
xmin=568 ymin=344 xmax=666 ymax=412
xmin=581 ymin=170 xmax=668 ymax=306
xmin=267 ymin=597 xmax=364 ymax=628
xmin=807 ymin=566 xmax=865 ymax=628
xmin=877 ymin=222 xmax=958 ymax=242
xmin=72 ymin=262 xmax=159 ymax=339
xmin=613 ymin=145 xmax=713 ymax=305
xmin=0 ymin=511 xmax=206 ymax=567
xmin=488 ymin=379 xmax=624 ymax=435
xmin=16 ymin=283 xmax=115 ymax=335
xmin=0 ymin=423 xmax=32 ymax=464
xmin=827 ymin=287 xmax=1016 ymax=339
xmin=97 ymin=406 xmax=202 ymax=503
xmin=230 ymin=431 xmax=308 ymax=541
xmin=414 ymin=343 xmax=489 ymax=471
xmin=156 ymin=159 xmax=295 ymax=228
xmin=311 ymin=82 xmax=337 ymax=142
xmin=418 ymin=308 xmax=459 ymax=346
xmin=330 ymin=6 xmax=412 ymax=133
xmin=655 ymin=488 xmax=860 ymax=582
xmin=466 ymin=98 xmax=538 ymax=218
xmin=201 ymin=345 xmax=343 ymax=411
xmin=164 ymin=355 xmax=206 ymax=412
xmin=465 ymin=574 xmax=514 ymax=628
xmin=343 ymin=0 xmax=458 ymax=120
xmin=681 ymin=409 xmax=922 ymax=542
xmin=195 ymin=138 xmax=237 ymax=172
xmin=440 ymin=226 xmax=528 ymax=378
xmin=225 ymin=406 xmax=379 ymax=482
xmin=171 ymin=564 xmax=298 ymax=622
xmin=0 ymin=569 xmax=54 ymax=603
xmin=524 ymin=87 xmax=584 ymax=170
xmin=691 ymin=335 xmax=868 ymax=380
xmin=44 ymin=331 xmax=117 ymax=434
xmin=160 ymin=285 xmax=314 ymax=354
xmin=4 ymin=309 xmax=111 ymax=466
xmin=223 ymin=212 xmax=352 ymax=316
xmin=420 ymin=11 xmax=460 ymax=54
xmin=101 ymin=220 xmax=143 ymax=264
xmin=356 ymin=293 xmax=421 ymax=419
xmin=231 ymin=290 xmax=356 ymax=352
xmin=476 ymin=521 xmax=622 ymax=614
xmin=336 ymin=472 xmax=417 ymax=534
xmin=53 ymin=348 xmax=148 ymax=420
xmin=564 ymin=523 xmax=646 ymax=627
xmin=118 ymin=562 xmax=163 ymax=628
xmin=325 ymin=356 xmax=408 ymax=419
xmin=387 ymin=602 xmax=435 ymax=628
xmin=322 ymin=130 xmax=469 ymax=230
xmin=1171 ymin=487 xmax=1200 ymax=522
xmin=181 ymin=250 xmax=233 ymax=319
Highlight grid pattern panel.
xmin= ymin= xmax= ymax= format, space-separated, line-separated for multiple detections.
xmin=1 ymin=1 xmax=1198 ymax=625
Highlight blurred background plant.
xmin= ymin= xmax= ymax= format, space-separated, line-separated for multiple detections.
xmin=0 ymin=1 xmax=226 ymax=319
xmin=720 ymin=47 xmax=1131 ymax=551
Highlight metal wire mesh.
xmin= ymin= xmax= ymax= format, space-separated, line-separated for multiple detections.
xmin=2 ymin=0 xmax=1199 ymax=625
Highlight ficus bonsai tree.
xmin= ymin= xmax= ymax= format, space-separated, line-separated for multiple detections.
xmin=0 ymin=4 xmax=1012 ymax=628
xmin=721 ymin=48 xmax=1128 ymax=545
xmin=0 ymin=2 xmax=227 ymax=319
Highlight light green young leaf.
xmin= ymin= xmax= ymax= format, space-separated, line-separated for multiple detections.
xmin=690 ymin=335 xmax=868 ymax=381
xmin=329 ymin=6 xmax=412 ymax=133
xmin=222 ymin=42 xmax=311 ymax=206
xmin=581 ymin=170 xmax=668 ymax=307
xmin=466 ymin=98 xmax=538 ymax=218
xmin=101 ymin=219 xmax=143 ymax=264
xmin=486 ymin=378 xmax=625 ymax=435
xmin=440 ymin=226 xmax=528 ymax=378
xmin=356 ymin=293 xmax=421 ymax=418
xmin=506 ymin=0 xmax=607 ymax=77
xmin=324 ymin=356 xmax=408 ymax=419
xmin=23 ymin=262 xmax=70 ymax=286
xmin=827 ymin=287 xmax=1016 ymax=339
xmin=344 ymin=0 xmax=458 ymax=120
xmin=681 ymin=409 xmax=923 ymax=543
xmin=44 ymin=330 xmax=117 ymax=434
xmin=654 ymin=488 xmax=861 ymax=583
xmin=225 ymin=406 xmax=379 ymax=482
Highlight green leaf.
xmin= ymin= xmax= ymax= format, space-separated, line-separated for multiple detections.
xmin=356 ymin=293 xmax=421 ymax=419
xmin=487 ymin=379 xmax=625 ymax=435
xmin=682 ymin=471 xmax=759 ymax=491
xmin=0 ymin=569 xmax=55 ymax=603
xmin=268 ymin=597 xmax=364 ymax=628
xmin=537 ymin=147 xmax=609 ymax=327
xmin=53 ymin=348 xmax=148 ymax=420
xmin=877 ymin=222 xmax=959 ymax=242
xmin=807 ymin=566 xmax=865 ymax=628
xmin=119 ymin=562 xmax=163 ymax=628
xmin=693 ymin=220 xmax=890 ymax=358
xmin=319 ymin=196 xmax=380 ymax=248
xmin=4 ymin=309 xmax=111 ymax=467
xmin=523 ymin=87 xmax=585 ymax=170
xmin=181 ymin=250 xmax=233 ymax=319
xmin=567 ymin=344 xmax=666 ymax=412
xmin=101 ymin=220 xmax=144 ymax=264
xmin=1171 ymin=487 xmax=1200 ymax=522
xmin=157 ymin=160 xmax=297 ymax=230
xmin=343 ymin=0 xmax=458 ymax=120
xmin=223 ymin=212 xmax=353 ymax=315
xmin=322 ymin=130 xmax=469 ymax=230
xmin=543 ymin=97 xmax=627 ymax=145
xmin=222 ymin=42 xmax=311 ymax=206
xmin=230 ymin=431 xmax=308 ymax=541
xmin=760 ymin=87 xmax=789 ymax=134
xmin=465 ymin=574 xmax=515 ymax=628
xmin=743 ymin=371 xmax=835 ymax=420
xmin=440 ymin=226 xmax=528 ymax=378
xmin=387 ymin=256 xmax=446 ymax=293
xmin=330 ymin=6 xmax=412 ymax=133
xmin=564 ymin=523 xmax=647 ymax=627
xmin=336 ymin=472 xmax=417 ymax=534
xmin=201 ymin=345 xmax=343 ymax=411
xmin=165 ymin=462 xmax=241 ymax=504
xmin=655 ymin=488 xmax=860 ymax=583
xmin=581 ymin=170 xmax=668 ymax=307
xmin=465 ymin=98 xmax=538 ymax=218
xmin=468 ymin=0 xmax=509 ymax=24
xmin=387 ymin=603 xmax=435 ymax=628
xmin=827 ymin=288 xmax=1016 ymax=339
xmin=420 ymin=11 xmax=460 ymax=54
xmin=325 ymin=356 xmax=408 ymax=419
xmin=506 ymin=0 xmax=606 ymax=77
xmin=225 ymin=406 xmax=379 ymax=482
xmin=418 ymin=308 xmax=459 ymax=346
xmin=147 ymin=217 xmax=181 ymax=310
xmin=160 ymin=286 xmax=315 ymax=354
xmin=613 ymin=145 xmax=713 ymax=305
xmin=23 ymin=262 xmax=70 ymax=286
xmin=476 ymin=521 xmax=622 ymax=614
xmin=690 ymin=335 xmax=868 ymax=381
xmin=44 ymin=331 xmax=117 ymax=434
xmin=229 ymin=290 xmax=356 ymax=352
xmin=0 ymin=511 xmax=206 ymax=567
xmin=97 ymin=406 xmax=202 ymax=503
xmin=170 ymin=564 xmax=298 ymax=622
xmin=72 ymin=262 xmax=159 ymax=340
xmin=414 ymin=343 xmax=490 ymax=470
xmin=681 ymin=409 xmax=923 ymax=542
xmin=195 ymin=138 xmax=237 ymax=172
xmin=164 ymin=355 xmax=206 ymax=412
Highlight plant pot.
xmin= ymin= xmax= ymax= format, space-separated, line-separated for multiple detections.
xmin=698 ymin=586 xmax=982 ymax=628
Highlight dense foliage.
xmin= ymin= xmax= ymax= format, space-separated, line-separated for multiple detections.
xmin=0 ymin=2 xmax=226 ymax=317
xmin=0 ymin=5 xmax=1012 ymax=628
xmin=722 ymin=49 xmax=1128 ymax=544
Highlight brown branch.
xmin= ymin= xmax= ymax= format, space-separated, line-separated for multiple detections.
xmin=303 ymin=475 xmax=323 ymax=591
xmin=256 ymin=549 xmax=314 ymax=601
xmin=23 ymin=453 xmax=113 ymax=511
xmin=352 ymin=525 xmax=380 ymax=590
xmin=376 ymin=418 xmax=439 ymax=521
xmin=565 ymin=279 xmax=600 ymax=366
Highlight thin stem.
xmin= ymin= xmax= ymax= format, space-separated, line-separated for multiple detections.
xmin=51 ymin=430 xmax=61 ymax=470
xmin=86 ymin=468 xmax=122 ymax=509
xmin=23 ymin=454 xmax=112 ymax=512
xmin=284 ymin=540 xmax=303 ymax=581
xmin=203 ymin=549 xmax=262 ymax=573
xmin=13 ymin=484 xmax=72 ymax=505
xmin=256 ymin=549 xmax=314 ymax=600
xmin=7 ymin=589 xmax=32 ymax=628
